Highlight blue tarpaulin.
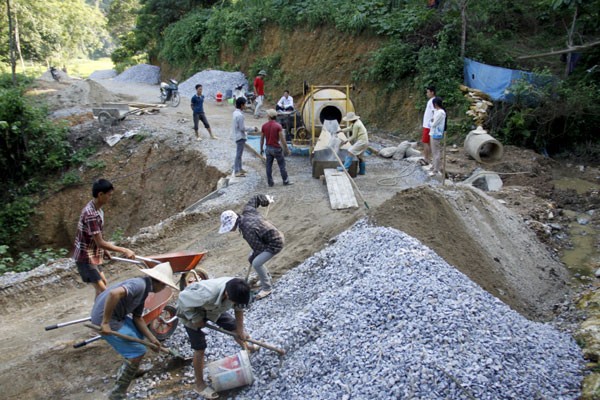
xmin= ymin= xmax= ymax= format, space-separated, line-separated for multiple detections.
xmin=464 ymin=58 xmax=541 ymax=102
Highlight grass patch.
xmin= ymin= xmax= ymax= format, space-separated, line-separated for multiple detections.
xmin=14 ymin=58 xmax=114 ymax=79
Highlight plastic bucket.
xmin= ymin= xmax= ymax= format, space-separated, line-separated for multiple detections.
xmin=207 ymin=350 xmax=253 ymax=392
xmin=216 ymin=92 xmax=223 ymax=103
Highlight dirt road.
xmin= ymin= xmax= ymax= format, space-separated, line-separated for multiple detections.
xmin=0 ymin=77 xmax=583 ymax=399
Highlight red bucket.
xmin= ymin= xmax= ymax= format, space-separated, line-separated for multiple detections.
xmin=216 ymin=92 xmax=223 ymax=103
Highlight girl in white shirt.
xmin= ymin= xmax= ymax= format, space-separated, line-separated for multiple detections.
xmin=429 ymin=97 xmax=446 ymax=176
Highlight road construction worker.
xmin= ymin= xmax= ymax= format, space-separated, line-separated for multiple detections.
xmin=90 ymin=262 xmax=178 ymax=400
xmin=219 ymin=194 xmax=284 ymax=300
xmin=253 ymin=70 xmax=266 ymax=118
xmin=72 ymin=179 xmax=135 ymax=297
xmin=336 ymin=112 xmax=369 ymax=175
xmin=177 ymin=277 xmax=256 ymax=399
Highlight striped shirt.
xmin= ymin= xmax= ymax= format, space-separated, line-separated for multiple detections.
xmin=73 ymin=200 xmax=104 ymax=264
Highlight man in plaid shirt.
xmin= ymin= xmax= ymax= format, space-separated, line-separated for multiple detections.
xmin=219 ymin=194 xmax=284 ymax=300
xmin=73 ymin=179 xmax=135 ymax=297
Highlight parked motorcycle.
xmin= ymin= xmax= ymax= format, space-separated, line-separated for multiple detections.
xmin=49 ymin=66 xmax=60 ymax=82
xmin=232 ymin=85 xmax=256 ymax=113
xmin=160 ymin=79 xmax=180 ymax=107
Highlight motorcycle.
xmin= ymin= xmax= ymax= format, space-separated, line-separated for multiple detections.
xmin=49 ymin=66 xmax=60 ymax=82
xmin=160 ymin=79 xmax=180 ymax=107
xmin=232 ymin=85 xmax=256 ymax=113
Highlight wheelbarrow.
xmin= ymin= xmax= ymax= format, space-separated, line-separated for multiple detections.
xmin=92 ymin=103 xmax=137 ymax=126
xmin=46 ymin=251 xmax=208 ymax=347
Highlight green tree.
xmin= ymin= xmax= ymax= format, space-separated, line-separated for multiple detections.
xmin=0 ymin=0 xmax=108 ymax=65
xmin=107 ymin=0 xmax=141 ymax=43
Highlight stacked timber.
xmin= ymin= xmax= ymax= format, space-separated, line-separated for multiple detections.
xmin=460 ymin=85 xmax=493 ymax=127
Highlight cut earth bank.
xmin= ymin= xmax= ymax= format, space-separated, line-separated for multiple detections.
xmin=0 ymin=76 xmax=597 ymax=399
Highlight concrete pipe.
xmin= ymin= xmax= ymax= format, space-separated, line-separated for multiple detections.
xmin=300 ymin=88 xmax=355 ymax=137
xmin=464 ymin=126 xmax=504 ymax=163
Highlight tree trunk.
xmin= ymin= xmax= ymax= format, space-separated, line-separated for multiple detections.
xmin=460 ymin=0 xmax=469 ymax=60
xmin=14 ymin=10 xmax=25 ymax=71
xmin=6 ymin=0 xmax=16 ymax=85
xmin=564 ymin=5 xmax=578 ymax=78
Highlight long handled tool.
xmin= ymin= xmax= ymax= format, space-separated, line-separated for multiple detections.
xmin=84 ymin=323 xmax=186 ymax=360
xmin=205 ymin=322 xmax=286 ymax=356
xmin=330 ymin=148 xmax=370 ymax=210
xmin=45 ymin=316 xmax=91 ymax=331
xmin=73 ymin=335 xmax=103 ymax=348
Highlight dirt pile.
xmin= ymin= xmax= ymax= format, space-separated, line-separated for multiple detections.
xmin=371 ymin=186 xmax=570 ymax=319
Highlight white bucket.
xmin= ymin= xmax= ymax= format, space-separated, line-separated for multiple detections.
xmin=207 ymin=350 xmax=254 ymax=392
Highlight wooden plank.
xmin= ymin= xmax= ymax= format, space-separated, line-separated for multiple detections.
xmin=324 ymin=168 xmax=358 ymax=210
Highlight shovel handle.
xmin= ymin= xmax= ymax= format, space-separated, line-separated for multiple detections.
xmin=84 ymin=323 xmax=171 ymax=355
xmin=205 ymin=323 xmax=286 ymax=356
xmin=73 ymin=335 xmax=102 ymax=348
xmin=45 ymin=317 xmax=91 ymax=331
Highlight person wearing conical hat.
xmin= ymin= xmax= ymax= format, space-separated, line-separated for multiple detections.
xmin=90 ymin=262 xmax=178 ymax=400
xmin=336 ymin=111 xmax=370 ymax=175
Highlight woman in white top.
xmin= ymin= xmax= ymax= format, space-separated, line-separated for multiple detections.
xmin=429 ymin=97 xmax=446 ymax=176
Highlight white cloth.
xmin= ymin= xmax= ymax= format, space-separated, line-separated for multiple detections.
xmin=277 ymin=95 xmax=294 ymax=109
xmin=422 ymin=97 xmax=435 ymax=128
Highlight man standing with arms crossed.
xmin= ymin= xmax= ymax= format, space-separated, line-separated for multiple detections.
xmin=253 ymin=70 xmax=266 ymax=119
xmin=73 ymin=179 xmax=136 ymax=297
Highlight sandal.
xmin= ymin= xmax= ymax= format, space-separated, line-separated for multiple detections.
xmin=195 ymin=386 xmax=219 ymax=399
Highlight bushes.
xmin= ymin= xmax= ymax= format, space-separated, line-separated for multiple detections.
xmin=0 ymin=74 xmax=74 ymax=265
xmin=0 ymin=85 xmax=71 ymax=184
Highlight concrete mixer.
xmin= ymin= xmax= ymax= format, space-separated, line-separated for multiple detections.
xmin=286 ymin=84 xmax=355 ymax=153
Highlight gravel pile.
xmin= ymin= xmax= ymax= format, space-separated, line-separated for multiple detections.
xmin=139 ymin=221 xmax=582 ymax=400
xmin=179 ymin=70 xmax=248 ymax=100
xmin=114 ymin=64 xmax=160 ymax=84
xmin=89 ymin=69 xmax=117 ymax=80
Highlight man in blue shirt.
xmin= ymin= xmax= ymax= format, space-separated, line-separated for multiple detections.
xmin=91 ymin=262 xmax=178 ymax=400
xmin=191 ymin=84 xmax=217 ymax=140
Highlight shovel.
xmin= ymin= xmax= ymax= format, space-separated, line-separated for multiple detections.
xmin=45 ymin=316 xmax=91 ymax=331
xmin=205 ymin=322 xmax=286 ymax=356
xmin=84 ymin=323 xmax=188 ymax=362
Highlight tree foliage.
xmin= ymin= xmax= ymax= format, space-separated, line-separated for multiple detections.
xmin=0 ymin=0 xmax=108 ymax=65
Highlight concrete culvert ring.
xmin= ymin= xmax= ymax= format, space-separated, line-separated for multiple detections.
xmin=465 ymin=130 xmax=505 ymax=163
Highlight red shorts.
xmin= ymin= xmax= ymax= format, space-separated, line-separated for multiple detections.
xmin=421 ymin=127 xmax=431 ymax=144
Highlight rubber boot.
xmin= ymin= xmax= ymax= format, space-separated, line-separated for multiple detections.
xmin=358 ymin=161 xmax=366 ymax=175
xmin=109 ymin=359 xmax=140 ymax=400
xmin=337 ymin=155 xmax=353 ymax=172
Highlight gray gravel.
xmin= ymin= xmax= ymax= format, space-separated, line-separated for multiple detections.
xmin=114 ymin=64 xmax=160 ymax=84
xmin=133 ymin=221 xmax=582 ymax=399
xmin=88 ymin=69 xmax=117 ymax=80
xmin=179 ymin=70 xmax=248 ymax=100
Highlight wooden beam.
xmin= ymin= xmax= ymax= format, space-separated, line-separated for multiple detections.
xmin=324 ymin=168 xmax=358 ymax=210
xmin=517 ymin=40 xmax=600 ymax=60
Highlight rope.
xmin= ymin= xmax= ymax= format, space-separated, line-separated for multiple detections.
xmin=376 ymin=163 xmax=420 ymax=187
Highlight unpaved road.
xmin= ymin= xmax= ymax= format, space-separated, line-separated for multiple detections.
xmin=0 ymin=78 xmax=577 ymax=399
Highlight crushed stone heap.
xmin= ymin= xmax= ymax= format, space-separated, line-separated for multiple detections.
xmin=153 ymin=221 xmax=582 ymax=400
xmin=179 ymin=70 xmax=248 ymax=100
xmin=113 ymin=64 xmax=160 ymax=85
